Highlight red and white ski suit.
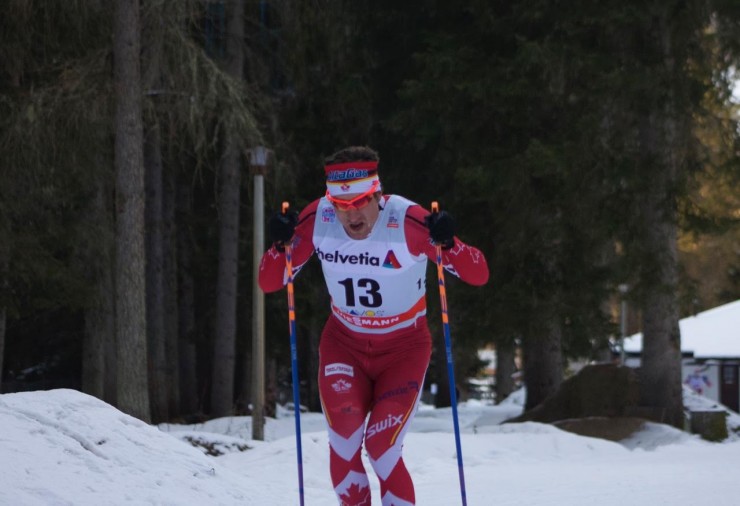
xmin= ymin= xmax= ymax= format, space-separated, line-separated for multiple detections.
xmin=259 ymin=194 xmax=489 ymax=506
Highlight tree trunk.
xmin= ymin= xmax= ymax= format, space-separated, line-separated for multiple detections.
xmin=142 ymin=2 xmax=170 ymax=423
xmin=636 ymin=8 xmax=685 ymax=429
xmin=82 ymin=177 xmax=115 ymax=400
xmin=495 ymin=343 xmax=517 ymax=404
xmin=114 ymin=0 xmax=150 ymax=423
xmin=0 ymin=222 xmax=8 ymax=393
xmin=104 ymin=315 xmax=118 ymax=405
xmin=265 ymin=356 xmax=277 ymax=418
xmin=306 ymin=283 xmax=326 ymax=412
xmin=83 ymin=289 xmax=114 ymax=401
xmin=522 ymin=204 xmax=564 ymax=411
xmin=236 ymin=338 xmax=252 ymax=414
xmin=637 ymin=141 xmax=683 ymax=427
xmin=145 ymin=121 xmax=168 ymax=423
xmin=0 ymin=306 xmax=5 ymax=393
xmin=522 ymin=313 xmax=563 ymax=411
xmin=211 ymin=0 xmax=245 ymax=417
xmin=163 ymin=165 xmax=180 ymax=418
xmin=210 ymin=105 xmax=241 ymax=416
xmin=177 ymin=177 xmax=198 ymax=416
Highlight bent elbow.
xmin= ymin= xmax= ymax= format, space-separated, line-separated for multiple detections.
xmin=259 ymin=276 xmax=285 ymax=294
xmin=471 ymin=268 xmax=489 ymax=286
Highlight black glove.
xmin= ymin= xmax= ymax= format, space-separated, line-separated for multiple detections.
xmin=425 ymin=210 xmax=456 ymax=249
xmin=269 ymin=210 xmax=298 ymax=247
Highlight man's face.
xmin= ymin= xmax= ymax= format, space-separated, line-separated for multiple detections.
xmin=332 ymin=192 xmax=381 ymax=240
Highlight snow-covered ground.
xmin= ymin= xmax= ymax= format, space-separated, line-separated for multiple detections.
xmin=1 ymin=387 xmax=739 ymax=505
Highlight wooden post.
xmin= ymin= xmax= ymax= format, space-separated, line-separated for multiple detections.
xmin=250 ymin=146 xmax=269 ymax=441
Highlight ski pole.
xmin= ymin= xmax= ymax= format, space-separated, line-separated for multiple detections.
xmin=282 ymin=201 xmax=305 ymax=506
xmin=431 ymin=201 xmax=467 ymax=506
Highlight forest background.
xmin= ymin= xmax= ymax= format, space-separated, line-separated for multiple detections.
xmin=1 ymin=0 xmax=739 ymax=428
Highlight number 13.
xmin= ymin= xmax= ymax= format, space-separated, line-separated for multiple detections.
xmin=338 ymin=277 xmax=382 ymax=308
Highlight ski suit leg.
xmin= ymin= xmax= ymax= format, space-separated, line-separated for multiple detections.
xmin=319 ymin=317 xmax=431 ymax=506
xmin=364 ymin=334 xmax=430 ymax=506
xmin=319 ymin=325 xmax=374 ymax=505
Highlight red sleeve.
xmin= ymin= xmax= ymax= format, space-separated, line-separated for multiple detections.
xmin=258 ymin=199 xmax=319 ymax=293
xmin=405 ymin=204 xmax=489 ymax=286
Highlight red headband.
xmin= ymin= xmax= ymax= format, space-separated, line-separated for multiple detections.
xmin=324 ymin=160 xmax=381 ymax=196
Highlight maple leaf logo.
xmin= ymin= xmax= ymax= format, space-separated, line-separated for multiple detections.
xmin=339 ymin=482 xmax=371 ymax=505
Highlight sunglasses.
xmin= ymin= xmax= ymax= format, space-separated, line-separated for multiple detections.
xmin=325 ymin=181 xmax=380 ymax=211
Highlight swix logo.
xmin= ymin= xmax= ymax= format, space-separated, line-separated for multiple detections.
xmin=325 ymin=363 xmax=354 ymax=377
xmin=366 ymin=413 xmax=404 ymax=439
xmin=316 ymin=247 xmax=380 ymax=266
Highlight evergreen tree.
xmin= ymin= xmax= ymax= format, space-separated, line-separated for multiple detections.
xmin=0 ymin=0 xmax=113 ymax=394
xmin=1 ymin=0 xmax=263 ymax=421
xmin=378 ymin=1 xmax=739 ymax=418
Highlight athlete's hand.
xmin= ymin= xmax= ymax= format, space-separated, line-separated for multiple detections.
xmin=425 ymin=210 xmax=455 ymax=249
xmin=269 ymin=209 xmax=299 ymax=247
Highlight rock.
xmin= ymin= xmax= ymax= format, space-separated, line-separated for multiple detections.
xmin=689 ymin=410 xmax=728 ymax=442
xmin=505 ymin=363 xmax=639 ymax=424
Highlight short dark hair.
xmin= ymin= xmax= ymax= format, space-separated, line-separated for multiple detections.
xmin=324 ymin=146 xmax=379 ymax=165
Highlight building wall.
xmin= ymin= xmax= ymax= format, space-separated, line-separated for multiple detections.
xmin=624 ymin=356 xmax=738 ymax=413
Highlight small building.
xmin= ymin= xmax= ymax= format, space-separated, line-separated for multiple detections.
xmin=623 ymin=299 xmax=740 ymax=413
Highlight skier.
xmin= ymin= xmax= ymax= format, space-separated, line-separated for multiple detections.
xmin=258 ymin=146 xmax=489 ymax=506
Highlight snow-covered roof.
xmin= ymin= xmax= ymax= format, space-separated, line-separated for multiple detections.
xmin=623 ymin=299 xmax=740 ymax=359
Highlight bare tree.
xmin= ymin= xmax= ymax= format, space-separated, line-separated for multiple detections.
xmin=144 ymin=119 xmax=168 ymax=422
xmin=211 ymin=0 xmax=245 ymax=417
xmin=82 ymin=175 xmax=115 ymax=400
xmin=163 ymin=166 xmax=180 ymax=418
xmin=141 ymin=1 xmax=173 ymax=423
xmin=177 ymin=178 xmax=199 ymax=415
xmin=114 ymin=0 xmax=150 ymax=422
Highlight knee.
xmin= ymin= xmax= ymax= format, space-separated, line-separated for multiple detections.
xmin=366 ymin=435 xmax=402 ymax=462
xmin=364 ymin=412 xmax=406 ymax=458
